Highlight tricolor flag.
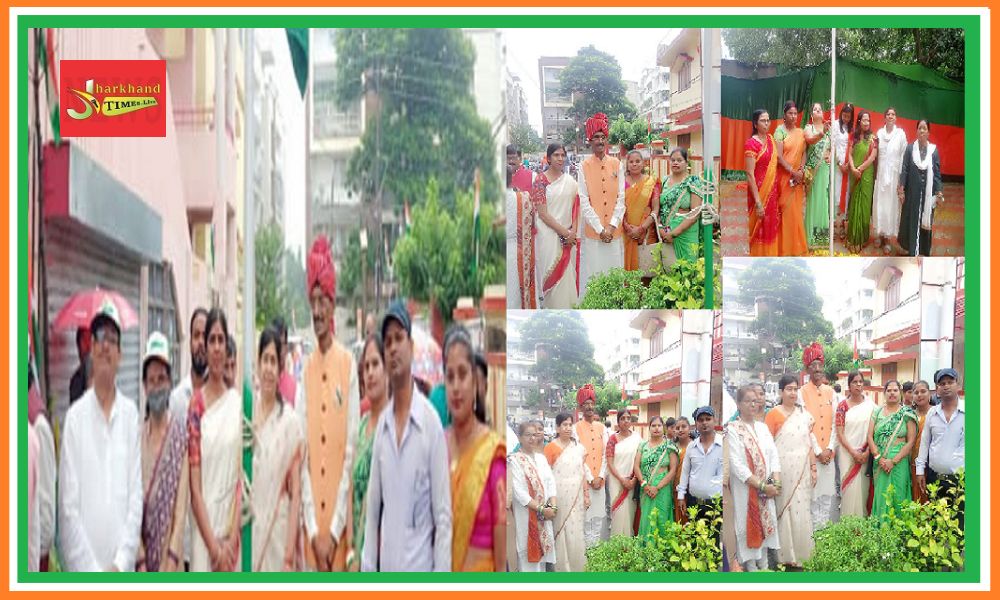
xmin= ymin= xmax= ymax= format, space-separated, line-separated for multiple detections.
xmin=37 ymin=29 xmax=61 ymax=144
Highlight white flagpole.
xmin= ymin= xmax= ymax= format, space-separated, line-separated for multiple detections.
xmin=829 ymin=28 xmax=836 ymax=256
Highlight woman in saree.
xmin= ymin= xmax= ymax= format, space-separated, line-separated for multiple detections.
xmin=443 ymin=325 xmax=506 ymax=572
xmin=873 ymin=107 xmax=908 ymax=254
xmin=531 ymin=143 xmax=580 ymax=309
xmin=621 ymin=149 xmax=658 ymax=271
xmin=774 ymin=100 xmax=808 ymax=256
xmin=745 ymin=109 xmax=780 ymax=256
xmin=656 ymin=147 xmax=703 ymax=262
xmin=909 ymin=381 xmax=932 ymax=503
xmin=835 ymin=371 xmax=876 ymax=518
xmin=506 ymin=161 xmax=537 ymax=309
xmin=728 ymin=385 xmax=781 ymax=572
xmin=803 ymin=102 xmax=831 ymax=247
xmin=897 ymin=119 xmax=944 ymax=257
xmin=606 ymin=410 xmax=641 ymax=536
xmin=543 ymin=413 xmax=588 ymax=572
xmin=673 ymin=417 xmax=692 ymax=522
xmin=348 ymin=332 xmax=389 ymax=570
xmin=252 ymin=328 xmax=304 ymax=572
xmin=866 ymin=380 xmax=917 ymax=523
xmin=509 ymin=421 xmax=556 ymax=572
xmin=632 ymin=415 xmax=678 ymax=540
xmin=831 ymin=103 xmax=855 ymax=239
xmin=846 ymin=110 xmax=879 ymax=253
xmin=188 ymin=308 xmax=243 ymax=572
xmin=764 ymin=375 xmax=815 ymax=568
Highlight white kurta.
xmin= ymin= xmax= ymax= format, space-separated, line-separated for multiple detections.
xmin=578 ymin=158 xmax=625 ymax=299
xmin=727 ymin=420 xmax=781 ymax=566
xmin=510 ymin=451 xmax=557 ymax=569
xmin=58 ymin=388 xmax=143 ymax=572
xmin=873 ymin=126 xmax=908 ymax=236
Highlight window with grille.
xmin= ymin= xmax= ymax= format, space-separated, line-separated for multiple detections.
xmin=885 ymin=275 xmax=901 ymax=311
xmin=677 ymin=61 xmax=691 ymax=92
xmin=651 ymin=327 xmax=664 ymax=357
xmin=147 ymin=262 xmax=179 ymax=387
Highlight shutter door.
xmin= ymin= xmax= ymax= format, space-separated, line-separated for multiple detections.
xmin=44 ymin=219 xmax=142 ymax=429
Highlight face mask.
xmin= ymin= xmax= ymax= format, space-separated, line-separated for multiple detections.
xmin=147 ymin=388 xmax=170 ymax=415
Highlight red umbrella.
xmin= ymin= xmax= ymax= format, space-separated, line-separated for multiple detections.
xmin=51 ymin=287 xmax=138 ymax=331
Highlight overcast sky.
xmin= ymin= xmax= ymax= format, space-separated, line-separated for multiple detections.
xmin=254 ymin=29 xmax=306 ymax=258
xmin=502 ymin=28 xmax=678 ymax=132
xmin=725 ymin=257 xmax=874 ymax=324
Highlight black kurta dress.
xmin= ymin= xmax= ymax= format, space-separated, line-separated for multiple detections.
xmin=897 ymin=142 xmax=942 ymax=256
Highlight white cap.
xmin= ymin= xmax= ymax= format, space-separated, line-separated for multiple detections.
xmin=142 ymin=331 xmax=171 ymax=374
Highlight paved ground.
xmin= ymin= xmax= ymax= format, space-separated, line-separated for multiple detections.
xmin=720 ymin=180 xmax=966 ymax=257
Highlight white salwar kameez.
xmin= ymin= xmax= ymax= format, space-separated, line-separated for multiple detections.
xmin=510 ymin=451 xmax=556 ymax=571
xmin=873 ymin=125 xmax=908 ymax=237
xmin=727 ymin=420 xmax=781 ymax=571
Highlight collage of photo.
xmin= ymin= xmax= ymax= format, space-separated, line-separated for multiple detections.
xmin=20 ymin=24 xmax=967 ymax=579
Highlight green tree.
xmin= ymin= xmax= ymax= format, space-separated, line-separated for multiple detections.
xmin=519 ymin=311 xmax=603 ymax=397
xmin=509 ymin=122 xmax=544 ymax=155
xmin=787 ymin=337 xmax=868 ymax=380
xmin=559 ymin=45 xmax=637 ymax=135
xmin=737 ymin=259 xmax=834 ymax=356
xmin=723 ymin=28 xmax=964 ymax=81
xmin=338 ymin=227 xmax=377 ymax=306
xmin=332 ymin=29 xmax=499 ymax=210
xmin=561 ymin=379 xmax=627 ymax=418
xmin=282 ymin=247 xmax=310 ymax=331
xmin=392 ymin=178 xmax=504 ymax=324
xmin=609 ymin=114 xmax=653 ymax=150
xmin=255 ymin=222 xmax=286 ymax=329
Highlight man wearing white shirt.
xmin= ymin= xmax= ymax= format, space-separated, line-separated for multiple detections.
xmin=915 ymin=368 xmax=965 ymax=528
xmin=362 ymin=300 xmax=451 ymax=572
xmin=58 ymin=303 xmax=142 ymax=571
xmin=677 ymin=406 xmax=723 ymax=528
xmin=577 ymin=112 xmax=625 ymax=297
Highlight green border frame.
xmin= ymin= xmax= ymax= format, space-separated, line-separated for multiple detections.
xmin=16 ymin=14 xmax=981 ymax=584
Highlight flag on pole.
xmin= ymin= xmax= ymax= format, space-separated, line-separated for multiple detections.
xmin=647 ymin=113 xmax=652 ymax=144
xmin=37 ymin=29 xmax=61 ymax=145
xmin=472 ymin=168 xmax=481 ymax=279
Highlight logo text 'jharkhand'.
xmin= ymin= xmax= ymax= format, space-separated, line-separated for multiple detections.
xmin=66 ymin=79 xmax=160 ymax=120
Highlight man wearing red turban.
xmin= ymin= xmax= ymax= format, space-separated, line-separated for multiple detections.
xmin=798 ymin=341 xmax=837 ymax=528
xmin=578 ymin=113 xmax=625 ymax=299
xmin=573 ymin=382 xmax=608 ymax=548
xmin=299 ymin=235 xmax=360 ymax=571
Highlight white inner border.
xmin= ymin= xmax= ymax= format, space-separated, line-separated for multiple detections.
xmin=8 ymin=5 xmax=991 ymax=592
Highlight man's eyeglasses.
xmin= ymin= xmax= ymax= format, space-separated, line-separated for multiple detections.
xmin=94 ymin=328 xmax=119 ymax=347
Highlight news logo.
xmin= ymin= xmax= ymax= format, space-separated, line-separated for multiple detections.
xmin=60 ymin=60 xmax=167 ymax=137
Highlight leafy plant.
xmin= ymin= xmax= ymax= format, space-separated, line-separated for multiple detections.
xmin=889 ymin=471 xmax=965 ymax=572
xmin=586 ymin=500 xmax=722 ymax=572
xmin=578 ymin=268 xmax=645 ymax=309
xmin=805 ymin=473 xmax=965 ymax=572
xmin=804 ymin=516 xmax=907 ymax=572
xmin=644 ymin=256 xmax=708 ymax=309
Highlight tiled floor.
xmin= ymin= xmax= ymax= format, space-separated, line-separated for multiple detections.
xmin=719 ymin=180 xmax=966 ymax=257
